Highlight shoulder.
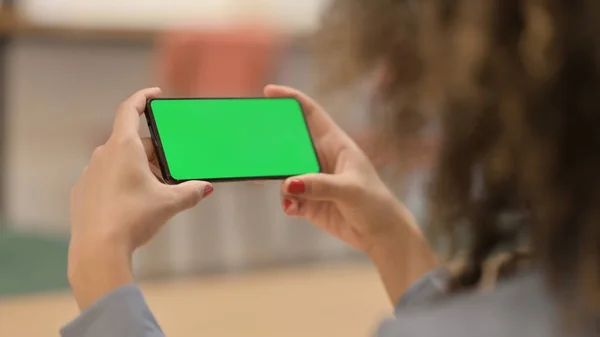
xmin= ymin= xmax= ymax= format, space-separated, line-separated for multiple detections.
xmin=379 ymin=270 xmax=560 ymax=337
xmin=395 ymin=267 xmax=452 ymax=310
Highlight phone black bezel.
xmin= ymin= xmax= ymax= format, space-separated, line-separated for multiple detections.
xmin=144 ymin=97 xmax=322 ymax=184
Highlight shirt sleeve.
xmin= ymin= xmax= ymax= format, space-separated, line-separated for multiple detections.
xmin=394 ymin=267 xmax=451 ymax=312
xmin=61 ymin=284 xmax=165 ymax=337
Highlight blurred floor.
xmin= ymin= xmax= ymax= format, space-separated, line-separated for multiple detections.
xmin=0 ymin=262 xmax=390 ymax=337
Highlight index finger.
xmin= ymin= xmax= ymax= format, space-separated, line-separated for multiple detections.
xmin=112 ymin=87 xmax=162 ymax=137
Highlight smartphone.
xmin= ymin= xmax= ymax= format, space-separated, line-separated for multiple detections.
xmin=144 ymin=97 xmax=321 ymax=184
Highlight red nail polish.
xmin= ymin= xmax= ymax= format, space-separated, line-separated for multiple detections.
xmin=288 ymin=179 xmax=305 ymax=194
xmin=283 ymin=199 xmax=292 ymax=211
xmin=204 ymin=185 xmax=214 ymax=197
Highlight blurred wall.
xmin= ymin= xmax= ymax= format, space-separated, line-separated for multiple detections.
xmin=3 ymin=0 xmax=426 ymax=277
xmin=4 ymin=37 xmax=372 ymax=276
xmin=6 ymin=39 xmax=155 ymax=230
xmin=16 ymin=0 xmax=328 ymax=32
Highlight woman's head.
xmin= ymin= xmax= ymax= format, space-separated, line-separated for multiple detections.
xmin=317 ymin=0 xmax=600 ymax=317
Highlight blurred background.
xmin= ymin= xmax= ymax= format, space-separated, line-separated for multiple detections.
xmin=0 ymin=0 xmax=431 ymax=336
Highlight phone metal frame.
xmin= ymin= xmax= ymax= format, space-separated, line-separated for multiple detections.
xmin=144 ymin=97 xmax=322 ymax=184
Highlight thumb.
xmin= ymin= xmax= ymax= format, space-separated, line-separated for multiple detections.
xmin=165 ymin=181 xmax=214 ymax=212
xmin=282 ymin=173 xmax=350 ymax=201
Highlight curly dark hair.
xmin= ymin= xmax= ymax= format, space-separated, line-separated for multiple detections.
xmin=316 ymin=0 xmax=600 ymax=324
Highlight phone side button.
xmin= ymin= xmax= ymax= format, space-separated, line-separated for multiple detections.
xmin=148 ymin=129 xmax=160 ymax=148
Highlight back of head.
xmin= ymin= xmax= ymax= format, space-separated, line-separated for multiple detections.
xmin=317 ymin=0 xmax=600 ymax=327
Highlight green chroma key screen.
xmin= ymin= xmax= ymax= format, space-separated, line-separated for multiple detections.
xmin=148 ymin=98 xmax=321 ymax=181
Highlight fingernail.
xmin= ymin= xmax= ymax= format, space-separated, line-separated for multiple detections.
xmin=288 ymin=179 xmax=305 ymax=194
xmin=283 ymin=199 xmax=298 ymax=214
xmin=204 ymin=185 xmax=214 ymax=197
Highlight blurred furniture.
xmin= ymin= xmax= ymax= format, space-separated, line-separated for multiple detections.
xmin=0 ymin=262 xmax=390 ymax=337
xmin=157 ymin=27 xmax=282 ymax=96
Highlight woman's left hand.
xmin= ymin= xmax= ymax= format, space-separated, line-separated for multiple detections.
xmin=69 ymin=88 xmax=215 ymax=310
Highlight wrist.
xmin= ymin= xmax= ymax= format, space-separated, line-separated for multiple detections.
xmin=364 ymin=193 xmax=433 ymax=261
xmin=364 ymin=214 xmax=419 ymax=260
xmin=68 ymin=240 xmax=134 ymax=311
xmin=361 ymin=195 xmax=438 ymax=303
xmin=360 ymin=188 xmax=423 ymax=255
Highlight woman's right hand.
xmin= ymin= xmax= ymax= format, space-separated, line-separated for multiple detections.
xmin=266 ymin=85 xmax=418 ymax=253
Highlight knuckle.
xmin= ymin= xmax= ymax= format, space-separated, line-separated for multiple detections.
xmin=164 ymin=197 xmax=179 ymax=213
xmin=308 ymin=179 xmax=331 ymax=198
xmin=309 ymin=180 xmax=328 ymax=196
xmin=70 ymin=184 xmax=81 ymax=202
xmin=78 ymin=165 xmax=89 ymax=179
xmin=111 ymin=134 xmax=136 ymax=148
xmin=345 ymin=180 xmax=363 ymax=196
xmin=187 ymin=190 xmax=203 ymax=208
xmin=162 ymin=189 xmax=182 ymax=212
xmin=117 ymin=101 xmax=130 ymax=114
xmin=336 ymin=176 xmax=363 ymax=200
xmin=91 ymin=146 xmax=104 ymax=158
